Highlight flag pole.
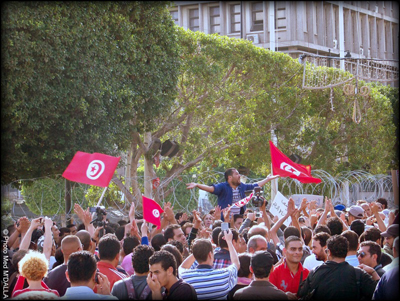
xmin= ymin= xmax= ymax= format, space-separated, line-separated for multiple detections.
xmin=92 ymin=187 xmax=108 ymax=218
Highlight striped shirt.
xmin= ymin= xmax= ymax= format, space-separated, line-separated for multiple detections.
xmin=179 ymin=264 xmax=238 ymax=300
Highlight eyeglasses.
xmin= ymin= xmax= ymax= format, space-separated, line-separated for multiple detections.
xmin=357 ymin=251 xmax=367 ymax=258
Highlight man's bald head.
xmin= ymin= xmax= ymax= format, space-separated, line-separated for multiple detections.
xmin=61 ymin=235 xmax=82 ymax=259
xmin=76 ymin=230 xmax=91 ymax=251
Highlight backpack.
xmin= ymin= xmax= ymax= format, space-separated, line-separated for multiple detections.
xmin=123 ymin=278 xmax=152 ymax=300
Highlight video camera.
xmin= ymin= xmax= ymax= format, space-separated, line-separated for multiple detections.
xmin=89 ymin=206 xmax=107 ymax=228
xmin=251 ymin=186 xmax=267 ymax=208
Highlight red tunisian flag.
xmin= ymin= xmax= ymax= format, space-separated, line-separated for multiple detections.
xmin=62 ymin=151 xmax=120 ymax=187
xmin=142 ymin=196 xmax=164 ymax=229
xmin=269 ymin=141 xmax=321 ymax=184
xmin=234 ymin=193 xmax=253 ymax=208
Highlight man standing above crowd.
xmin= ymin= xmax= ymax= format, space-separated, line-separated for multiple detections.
xmin=186 ymin=168 xmax=279 ymax=217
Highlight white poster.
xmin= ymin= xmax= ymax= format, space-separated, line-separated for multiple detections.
xmin=290 ymin=194 xmax=324 ymax=208
xmin=269 ymin=191 xmax=291 ymax=227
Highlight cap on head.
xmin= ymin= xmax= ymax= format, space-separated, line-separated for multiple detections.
xmin=381 ymin=224 xmax=399 ymax=238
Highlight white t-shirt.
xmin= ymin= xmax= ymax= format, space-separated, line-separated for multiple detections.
xmin=303 ymin=253 xmax=324 ymax=271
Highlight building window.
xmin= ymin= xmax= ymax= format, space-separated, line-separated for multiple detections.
xmin=251 ymin=2 xmax=263 ymax=31
xmin=276 ymin=7 xmax=286 ymax=30
xmin=189 ymin=8 xmax=199 ymax=32
xmin=210 ymin=6 xmax=220 ymax=34
xmin=170 ymin=10 xmax=179 ymax=25
xmin=230 ymin=4 xmax=241 ymax=33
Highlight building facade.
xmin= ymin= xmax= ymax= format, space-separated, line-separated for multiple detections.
xmin=170 ymin=1 xmax=399 ymax=86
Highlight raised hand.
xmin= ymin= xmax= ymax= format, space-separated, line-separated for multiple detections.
xmin=186 ymin=183 xmax=197 ymax=190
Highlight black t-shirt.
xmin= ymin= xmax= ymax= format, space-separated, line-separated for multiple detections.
xmin=166 ymin=279 xmax=197 ymax=300
xmin=43 ymin=264 xmax=70 ymax=297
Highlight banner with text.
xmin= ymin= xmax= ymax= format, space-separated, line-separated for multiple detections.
xmin=290 ymin=194 xmax=324 ymax=208
xmin=269 ymin=191 xmax=291 ymax=227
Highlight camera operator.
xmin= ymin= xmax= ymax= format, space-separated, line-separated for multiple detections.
xmin=90 ymin=207 xmax=108 ymax=239
xmin=186 ymin=168 xmax=279 ymax=220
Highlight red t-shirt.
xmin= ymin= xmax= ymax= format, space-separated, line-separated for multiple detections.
xmin=96 ymin=261 xmax=128 ymax=291
xmin=12 ymin=288 xmax=60 ymax=298
xmin=269 ymin=259 xmax=309 ymax=295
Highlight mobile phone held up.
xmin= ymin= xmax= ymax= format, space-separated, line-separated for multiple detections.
xmin=221 ymin=222 xmax=229 ymax=231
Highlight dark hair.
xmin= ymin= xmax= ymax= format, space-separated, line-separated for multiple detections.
xmin=314 ymin=225 xmax=331 ymax=235
xmin=237 ymin=253 xmax=252 ymax=278
xmin=362 ymin=227 xmax=382 ymax=243
xmin=31 ymin=229 xmax=44 ymax=243
xmin=59 ymin=227 xmax=71 ymax=237
xmin=341 ymin=230 xmax=359 ymax=252
xmin=192 ymin=238 xmax=213 ymax=263
xmin=350 ymin=219 xmax=365 ymax=237
xmin=212 ymin=220 xmax=222 ymax=229
xmin=327 ymin=235 xmax=349 ymax=258
xmin=233 ymin=214 xmax=243 ymax=222
xmin=166 ymin=240 xmax=184 ymax=255
xmin=283 ymin=226 xmax=300 ymax=239
xmin=218 ymin=228 xmax=239 ymax=249
xmin=115 ymin=226 xmax=126 ymax=241
xmin=52 ymin=248 xmax=64 ymax=269
xmin=376 ymin=198 xmax=388 ymax=209
xmin=151 ymin=233 xmax=167 ymax=251
xmin=98 ymin=234 xmax=121 ymax=261
xmin=313 ymin=232 xmax=331 ymax=248
xmin=175 ymin=212 xmax=184 ymax=221
xmin=360 ymin=241 xmax=382 ymax=263
xmin=212 ymin=227 xmax=222 ymax=246
xmin=301 ymin=226 xmax=313 ymax=246
xmin=77 ymin=223 xmax=85 ymax=231
xmin=67 ymin=251 xmax=97 ymax=283
xmin=66 ymin=224 xmax=76 ymax=230
xmin=326 ymin=216 xmax=344 ymax=236
xmin=104 ymin=226 xmax=115 ymax=234
xmin=149 ymin=250 xmax=177 ymax=277
xmin=251 ymin=250 xmax=274 ymax=278
xmin=164 ymin=224 xmax=181 ymax=242
xmin=117 ymin=220 xmax=128 ymax=226
xmin=123 ymin=236 xmax=140 ymax=256
xmin=11 ymin=249 xmax=28 ymax=272
xmin=131 ymin=244 xmax=155 ymax=274
xmin=284 ymin=235 xmax=302 ymax=248
xmin=224 ymin=168 xmax=236 ymax=181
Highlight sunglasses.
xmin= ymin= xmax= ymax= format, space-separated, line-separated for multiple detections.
xmin=357 ymin=251 xmax=367 ymax=258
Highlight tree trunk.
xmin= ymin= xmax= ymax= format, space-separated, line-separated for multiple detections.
xmin=65 ymin=179 xmax=71 ymax=217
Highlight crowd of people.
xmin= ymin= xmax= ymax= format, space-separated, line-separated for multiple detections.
xmin=2 ymin=168 xmax=399 ymax=300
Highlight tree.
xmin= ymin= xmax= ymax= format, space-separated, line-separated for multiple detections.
xmin=118 ymin=28 xmax=397 ymax=208
xmin=1 ymin=2 xmax=180 ymax=185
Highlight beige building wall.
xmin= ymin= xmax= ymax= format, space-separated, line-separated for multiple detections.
xmin=170 ymin=1 xmax=399 ymax=86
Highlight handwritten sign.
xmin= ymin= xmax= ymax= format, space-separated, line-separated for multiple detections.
xmin=291 ymin=194 xmax=323 ymax=208
xmin=269 ymin=191 xmax=291 ymax=227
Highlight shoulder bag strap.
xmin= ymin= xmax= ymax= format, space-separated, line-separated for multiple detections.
xmin=123 ymin=277 xmax=137 ymax=300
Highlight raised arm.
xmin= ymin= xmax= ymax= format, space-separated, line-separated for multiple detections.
xmin=186 ymin=182 xmax=215 ymax=193
xmin=316 ymin=197 xmax=331 ymax=228
xmin=370 ymin=202 xmax=386 ymax=232
xmin=255 ymin=174 xmax=280 ymax=187
xmin=20 ymin=217 xmax=42 ymax=251
xmin=43 ymin=217 xmax=53 ymax=262
xmin=270 ymin=198 xmax=296 ymax=245
xmin=224 ymin=228 xmax=240 ymax=270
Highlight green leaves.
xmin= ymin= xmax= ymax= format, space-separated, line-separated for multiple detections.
xmin=2 ymin=2 xmax=180 ymax=185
